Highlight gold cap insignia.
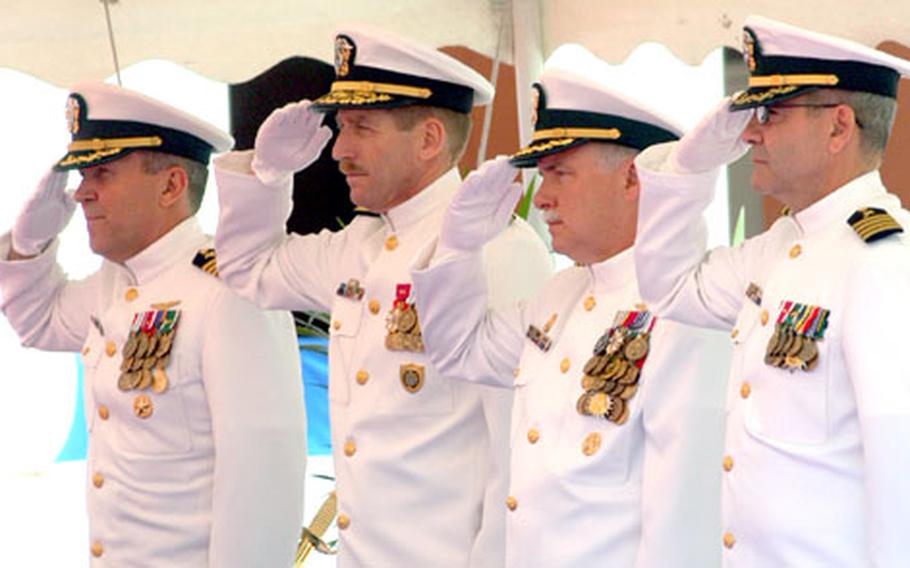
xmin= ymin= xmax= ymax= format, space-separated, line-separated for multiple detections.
xmin=742 ymin=28 xmax=758 ymax=72
xmin=65 ymin=95 xmax=82 ymax=135
xmin=335 ymin=35 xmax=355 ymax=78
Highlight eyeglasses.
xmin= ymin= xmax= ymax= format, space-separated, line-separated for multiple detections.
xmin=756 ymin=103 xmax=863 ymax=128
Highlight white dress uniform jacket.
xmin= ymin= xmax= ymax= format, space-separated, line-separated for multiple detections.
xmin=411 ymin=245 xmax=729 ymax=568
xmin=0 ymin=217 xmax=306 ymax=567
xmin=213 ymin=166 xmax=552 ymax=567
xmin=634 ymin=166 xmax=910 ymax=566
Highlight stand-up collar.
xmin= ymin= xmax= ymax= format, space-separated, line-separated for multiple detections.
xmin=791 ymin=170 xmax=885 ymax=236
xmin=383 ymin=167 xmax=461 ymax=233
xmin=587 ymin=246 xmax=636 ymax=294
xmin=120 ymin=217 xmax=206 ymax=285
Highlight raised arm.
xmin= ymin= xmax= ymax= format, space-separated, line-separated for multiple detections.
xmin=412 ymin=157 xmax=544 ymax=388
xmin=213 ymin=100 xmax=339 ymax=312
xmin=634 ymin=98 xmax=755 ymax=329
xmin=0 ymin=168 xmax=94 ymax=351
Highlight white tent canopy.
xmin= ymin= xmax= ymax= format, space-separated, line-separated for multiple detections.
xmin=2 ymin=0 xmax=909 ymax=86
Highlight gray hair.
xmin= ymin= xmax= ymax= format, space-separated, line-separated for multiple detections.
xmin=807 ymin=89 xmax=897 ymax=161
xmin=591 ymin=141 xmax=639 ymax=171
xmin=138 ymin=151 xmax=210 ymax=214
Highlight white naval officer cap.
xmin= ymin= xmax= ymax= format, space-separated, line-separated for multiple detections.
xmin=56 ymin=82 xmax=234 ymax=171
xmin=510 ymin=44 xmax=683 ymax=167
xmin=731 ymin=15 xmax=910 ymax=110
xmin=311 ymin=24 xmax=494 ymax=114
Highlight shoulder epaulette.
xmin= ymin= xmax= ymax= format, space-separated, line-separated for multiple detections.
xmin=192 ymin=248 xmax=220 ymax=277
xmin=847 ymin=207 xmax=904 ymax=243
xmin=353 ymin=206 xmax=380 ymax=218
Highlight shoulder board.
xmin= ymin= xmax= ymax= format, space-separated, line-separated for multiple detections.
xmin=353 ymin=206 xmax=380 ymax=218
xmin=192 ymin=248 xmax=220 ymax=277
xmin=847 ymin=207 xmax=904 ymax=243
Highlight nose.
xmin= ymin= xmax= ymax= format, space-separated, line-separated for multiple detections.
xmin=532 ymin=175 xmax=555 ymax=210
xmin=72 ymin=178 xmax=95 ymax=204
xmin=331 ymin=128 xmax=352 ymax=162
xmin=741 ymin=114 xmax=763 ymax=145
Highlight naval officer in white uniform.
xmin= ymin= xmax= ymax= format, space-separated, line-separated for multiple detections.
xmin=0 ymin=83 xmax=306 ymax=567
xmin=410 ymin=47 xmax=730 ymax=567
xmin=633 ymin=15 xmax=910 ymax=566
xmin=212 ymin=25 xmax=552 ymax=567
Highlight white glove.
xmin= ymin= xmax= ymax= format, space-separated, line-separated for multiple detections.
xmin=439 ymin=156 xmax=523 ymax=252
xmin=251 ymin=99 xmax=333 ymax=187
xmin=667 ymin=96 xmax=755 ymax=174
xmin=11 ymin=168 xmax=75 ymax=256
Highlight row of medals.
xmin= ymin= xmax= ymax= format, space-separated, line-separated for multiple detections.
xmin=577 ymin=328 xmax=650 ymax=425
xmin=385 ymin=304 xmax=425 ymax=352
xmin=117 ymin=329 xmax=175 ymax=394
xmin=764 ymin=324 xmax=819 ymax=371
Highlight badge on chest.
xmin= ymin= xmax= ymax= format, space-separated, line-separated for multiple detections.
xmin=764 ymin=300 xmax=829 ymax=372
xmin=385 ymin=283 xmax=425 ymax=352
xmin=576 ymin=309 xmax=656 ymax=425
xmin=118 ymin=307 xmax=181 ymax=395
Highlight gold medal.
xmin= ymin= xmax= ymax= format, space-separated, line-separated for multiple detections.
xmin=620 ymin=384 xmax=639 ymax=400
xmin=142 ymin=356 xmax=157 ymax=371
xmin=137 ymin=368 xmax=153 ymax=390
xmin=130 ymin=355 xmax=144 ymax=372
xmin=122 ymin=334 xmax=139 ymax=359
xmin=608 ymin=380 xmax=625 ymax=396
xmin=602 ymin=357 xmax=622 ymax=380
xmin=156 ymin=332 xmax=173 ymax=358
xmin=583 ymin=355 xmax=603 ymax=376
xmin=608 ymin=396 xmax=626 ymax=423
xmin=397 ymin=308 xmax=418 ymax=333
xmin=623 ymin=334 xmax=649 ymax=361
xmin=576 ymin=392 xmax=592 ymax=416
xmin=117 ymin=372 xmax=134 ymax=391
xmin=591 ymin=354 xmax=611 ymax=376
xmin=614 ymin=403 xmax=631 ymax=425
xmin=587 ymin=392 xmax=611 ymax=415
xmin=120 ymin=356 xmax=134 ymax=373
xmin=581 ymin=374 xmax=605 ymax=391
xmin=787 ymin=334 xmax=804 ymax=357
xmin=779 ymin=330 xmax=796 ymax=359
xmin=618 ymin=364 xmax=639 ymax=386
xmin=135 ymin=334 xmax=150 ymax=359
xmin=151 ymin=368 xmax=169 ymax=394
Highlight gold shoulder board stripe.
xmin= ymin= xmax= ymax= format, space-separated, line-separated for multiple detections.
xmin=192 ymin=248 xmax=220 ymax=277
xmin=847 ymin=207 xmax=904 ymax=243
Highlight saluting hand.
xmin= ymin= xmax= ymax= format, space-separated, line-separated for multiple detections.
xmin=439 ymin=156 xmax=523 ymax=252
xmin=11 ymin=168 xmax=75 ymax=257
xmin=668 ymin=96 xmax=754 ymax=174
xmin=251 ymin=99 xmax=333 ymax=187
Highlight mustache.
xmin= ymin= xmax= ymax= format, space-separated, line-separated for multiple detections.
xmin=339 ymin=160 xmax=367 ymax=176
xmin=542 ymin=209 xmax=561 ymax=223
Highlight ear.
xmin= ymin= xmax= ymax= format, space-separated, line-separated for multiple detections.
xmin=417 ymin=116 xmax=447 ymax=162
xmin=622 ymin=158 xmax=641 ymax=201
xmin=828 ymin=104 xmax=859 ymax=155
xmin=158 ymin=165 xmax=189 ymax=209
